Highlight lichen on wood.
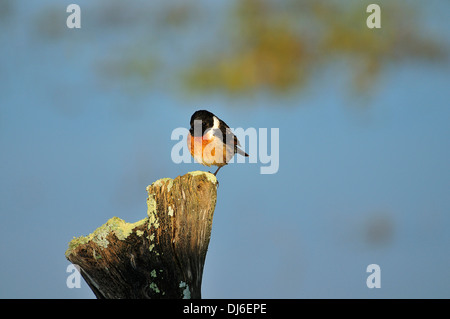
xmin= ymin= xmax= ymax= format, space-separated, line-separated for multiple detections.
xmin=65 ymin=171 xmax=217 ymax=299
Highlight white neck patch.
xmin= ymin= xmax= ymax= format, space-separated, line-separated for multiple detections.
xmin=212 ymin=116 xmax=220 ymax=129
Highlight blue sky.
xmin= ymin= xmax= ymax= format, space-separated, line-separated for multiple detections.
xmin=0 ymin=1 xmax=449 ymax=298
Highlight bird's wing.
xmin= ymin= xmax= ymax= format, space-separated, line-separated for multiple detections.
xmin=213 ymin=119 xmax=241 ymax=147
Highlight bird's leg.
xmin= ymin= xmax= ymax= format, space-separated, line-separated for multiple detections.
xmin=213 ymin=166 xmax=222 ymax=176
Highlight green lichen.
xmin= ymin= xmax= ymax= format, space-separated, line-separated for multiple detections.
xmin=147 ymin=193 xmax=157 ymax=216
xmin=65 ymin=217 xmax=147 ymax=258
xmin=150 ymin=269 xmax=157 ymax=278
xmin=66 ymin=236 xmax=91 ymax=257
xmin=188 ymin=170 xmax=217 ymax=185
xmin=166 ymin=180 xmax=173 ymax=192
xmin=179 ymin=281 xmax=191 ymax=299
xmin=114 ymin=217 xmax=147 ymax=241
xmin=147 ymin=193 xmax=160 ymax=229
xmin=91 ymin=222 xmax=112 ymax=248
xmin=149 ymin=282 xmax=160 ymax=294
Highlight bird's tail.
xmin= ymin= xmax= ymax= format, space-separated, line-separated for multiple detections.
xmin=236 ymin=147 xmax=249 ymax=157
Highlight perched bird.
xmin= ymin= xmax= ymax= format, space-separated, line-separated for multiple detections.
xmin=188 ymin=110 xmax=249 ymax=176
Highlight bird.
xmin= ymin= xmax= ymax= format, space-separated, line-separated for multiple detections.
xmin=187 ymin=110 xmax=249 ymax=176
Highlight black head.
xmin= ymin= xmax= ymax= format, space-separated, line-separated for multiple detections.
xmin=189 ymin=110 xmax=216 ymax=136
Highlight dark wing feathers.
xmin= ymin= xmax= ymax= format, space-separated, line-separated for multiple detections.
xmin=212 ymin=118 xmax=248 ymax=156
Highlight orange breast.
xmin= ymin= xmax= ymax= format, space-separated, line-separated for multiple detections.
xmin=187 ymin=132 xmax=227 ymax=167
xmin=188 ymin=133 xmax=211 ymax=155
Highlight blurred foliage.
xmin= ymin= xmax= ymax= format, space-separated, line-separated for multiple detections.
xmin=364 ymin=213 xmax=395 ymax=248
xmin=185 ymin=0 xmax=446 ymax=95
xmin=27 ymin=0 xmax=448 ymax=100
xmin=0 ymin=0 xmax=13 ymax=23
xmin=186 ymin=1 xmax=310 ymax=94
xmin=97 ymin=47 xmax=160 ymax=92
xmin=34 ymin=6 xmax=66 ymax=40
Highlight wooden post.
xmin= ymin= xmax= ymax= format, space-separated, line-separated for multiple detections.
xmin=65 ymin=171 xmax=218 ymax=299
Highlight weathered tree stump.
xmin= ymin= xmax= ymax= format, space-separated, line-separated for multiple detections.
xmin=65 ymin=171 xmax=218 ymax=299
